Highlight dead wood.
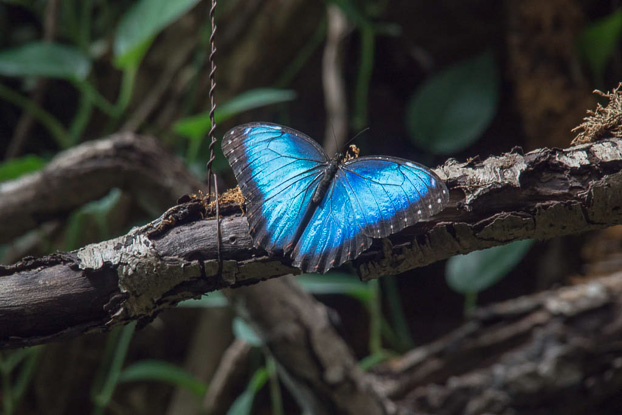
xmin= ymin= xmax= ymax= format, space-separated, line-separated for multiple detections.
xmin=1 ymin=137 xmax=622 ymax=348
xmin=227 ymin=277 xmax=392 ymax=415
xmin=374 ymin=272 xmax=622 ymax=415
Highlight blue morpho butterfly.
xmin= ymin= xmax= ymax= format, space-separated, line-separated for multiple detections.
xmin=223 ymin=122 xmax=449 ymax=274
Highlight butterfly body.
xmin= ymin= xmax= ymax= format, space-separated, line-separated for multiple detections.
xmin=312 ymin=155 xmax=342 ymax=204
xmin=223 ymin=122 xmax=449 ymax=273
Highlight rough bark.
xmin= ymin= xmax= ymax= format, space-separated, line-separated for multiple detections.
xmin=224 ymin=270 xmax=622 ymax=415
xmin=357 ymin=138 xmax=622 ymax=278
xmin=0 ymin=204 xmax=290 ymax=349
xmin=374 ymin=271 xmax=622 ymax=415
xmin=2 ymin=137 xmax=622 ymax=348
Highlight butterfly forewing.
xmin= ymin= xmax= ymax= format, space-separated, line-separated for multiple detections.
xmin=222 ymin=123 xmax=329 ymax=253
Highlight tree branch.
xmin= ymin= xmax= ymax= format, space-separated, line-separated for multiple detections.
xmin=1 ymin=137 xmax=622 ymax=348
xmin=356 ymin=138 xmax=622 ymax=279
xmin=227 ymin=277 xmax=392 ymax=415
xmin=0 ymin=133 xmax=206 ymax=244
xmin=374 ymin=271 xmax=622 ymax=414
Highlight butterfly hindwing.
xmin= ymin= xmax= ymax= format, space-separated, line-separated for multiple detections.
xmin=291 ymin=176 xmax=371 ymax=273
xmin=292 ymin=156 xmax=449 ymax=273
xmin=222 ymin=123 xmax=329 ymax=252
xmin=340 ymin=156 xmax=449 ymax=238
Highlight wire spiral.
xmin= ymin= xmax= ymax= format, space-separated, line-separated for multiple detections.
xmin=206 ymin=0 xmax=218 ymax=199
xmin=205 ymin=0 xmax=221 ymax=272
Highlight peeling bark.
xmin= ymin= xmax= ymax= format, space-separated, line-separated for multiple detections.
xmin=356 ymin=138 xmax=622 ymax=278
xmin=1 ymin=138 xmax=622 ymax=348
xmin=0 ymin=203 xmax=290 ymax=348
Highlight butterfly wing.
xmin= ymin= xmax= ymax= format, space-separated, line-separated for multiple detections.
xmin=222 ymin=123 xmax=329 ymax=253
xmin=292 ymin=156 xmax=449 ymax=273
xmin=291 ymin=176 xmax=367 ymax=273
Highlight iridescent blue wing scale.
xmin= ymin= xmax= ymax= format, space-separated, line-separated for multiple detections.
xmin=291 ymin=177 xmax=368 ymax=273
xmin=341 ymin=157 xmax=449 ymax=238
xmin=292 ymin=156 xmax=449 ymax=273
xmin=222 ymin=123 xmax=329 ymax=253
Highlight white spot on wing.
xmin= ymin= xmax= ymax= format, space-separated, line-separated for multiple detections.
xmin=437 ymin=198 xmax=441 ymax=203
xmin=274 ymin=125 xmax=282 ymax=130
xmin=244 ymin=127 xmax=251 ymax=134
xmin=417 ymin=209 xmax=422 ymax=215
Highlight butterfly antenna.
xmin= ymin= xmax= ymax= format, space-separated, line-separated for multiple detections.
xmin=342 ymin=127 xmax=370 ymax=151
xmin=329 ymin=122 xmax=339 ymax=154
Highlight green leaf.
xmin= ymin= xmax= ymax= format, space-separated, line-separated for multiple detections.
xmin=296 ymin=272 xmax=371 ymax=302
xmin=445 ymin=239 xmax=534 ymax=294
xmin=0 ymin=42 xmax=91 ymax=80
xmin=232 ymin=318 xmax=263 ymax=347
xmin=118 ymin=360 xmax=208 ymax=397
xmin=578 ymin=10 xmax=622 ymax=81
xmin=0 ymin=245 xmax=7 ymax=264
xmin=174 ymin=88 xmax=297 ymax=138
xmin=358 ymin=349 xmax=395 ymax=371
xmin=91 ymin=322 xmax=136 ymax=412
xmin=1 ymin=348 xmax=33 ymax=373
xmin=80 ymin=188 xmax=122 ymax=217
xmin=0 ymin=155 xmax=45 ymax=182
xmin=114 ymin=0 xmax=201 ymax=67
xmin=226 ymin=368 xmax=269 ymax=415
xmin=64 ymin=189 xmax=122 ymax=250
xmin=217 ymin=88 xmax=296 ymax=122
xmin=178 ymin=292 xmax=228 ymax=308
xmin=406 ymin=50 xmax=499 ymax=155
xmin=227 ymin=390 xmax=256 ymax=415
xmin=329 ymin=0 xmax=371 ymax=28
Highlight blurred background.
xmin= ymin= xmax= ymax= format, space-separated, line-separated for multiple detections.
xmin=0 ymin=0 xmax=621 ymax=414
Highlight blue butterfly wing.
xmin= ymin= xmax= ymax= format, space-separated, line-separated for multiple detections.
xmin=292 ymin=156 xmax=449 ymax=273
xmin=222 ymin=123 xmax=329 ymax=253
xmin=291 ymin=177 xmax=367 ymax=273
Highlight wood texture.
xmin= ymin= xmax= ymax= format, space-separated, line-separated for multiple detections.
xmin=375 ymin=272 xmax=622 ymax=414
xmin=1 ymin=137 xmax=622 ymax=348
xmin=356 ymin=139 xmax=622 ymax=278
xmin=228 ymin=277 xmax=391 ymax=415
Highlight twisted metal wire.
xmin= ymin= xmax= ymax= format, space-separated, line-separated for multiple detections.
xmin=206 ymin=0 xmax=221 ymax=273
xmin=206 ymin=0 xmax=218 ymax=199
